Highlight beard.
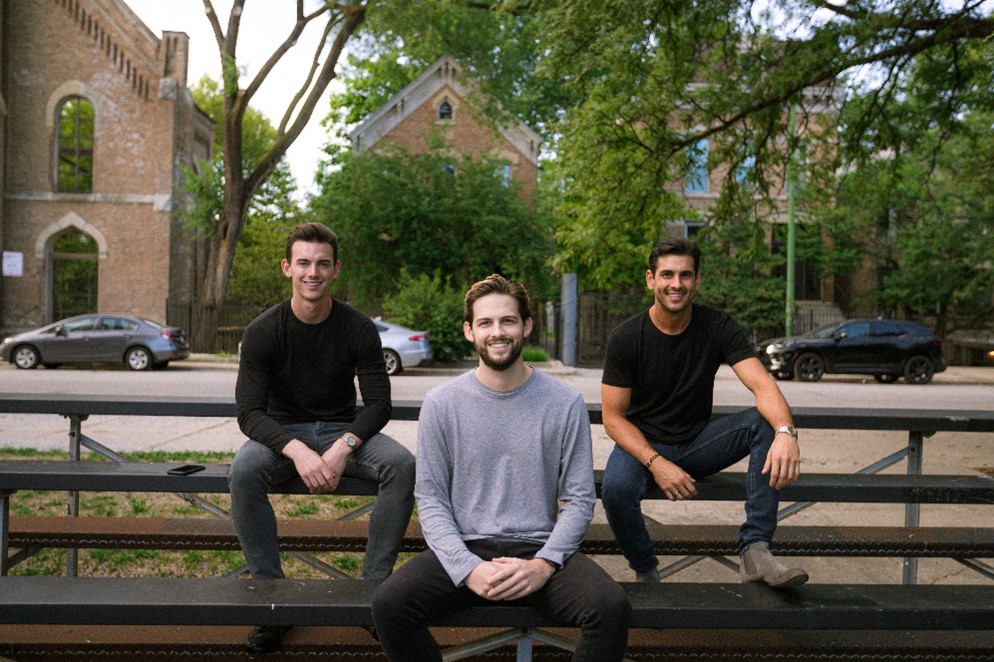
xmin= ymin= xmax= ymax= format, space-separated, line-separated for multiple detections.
xmin=475 ymin=335 xmax=524 ymax=372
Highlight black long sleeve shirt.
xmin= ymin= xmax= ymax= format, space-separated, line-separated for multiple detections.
xmin=235 ymin=299 xmax=392 ymax=453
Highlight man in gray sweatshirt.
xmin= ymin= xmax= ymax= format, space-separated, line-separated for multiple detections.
xmin=371 ymin=274 xmax=631 ymax=662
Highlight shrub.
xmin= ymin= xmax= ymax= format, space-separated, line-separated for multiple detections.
xmin=384 ymin=270 xmax=469 ymax=363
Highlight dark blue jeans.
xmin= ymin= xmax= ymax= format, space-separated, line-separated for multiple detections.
xmin=371 ymin=539 xmax=631 ymax=662
xmin=601 ymin=408 xmax=777 ymax=573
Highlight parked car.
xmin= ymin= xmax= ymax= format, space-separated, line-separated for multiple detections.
xmin=757 ymin=318 xmax=946 ymax=384
xmin=374 ymin=318 xmax=431 ymax=376
xmin=0 ymin=314 xmax=190 ymax=371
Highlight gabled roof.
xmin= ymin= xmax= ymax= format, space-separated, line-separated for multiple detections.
xmin=349 ymin=55 xmax=542 ymax=166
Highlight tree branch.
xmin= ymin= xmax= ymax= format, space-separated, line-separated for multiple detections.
xmin=242 ymin=0 xmax=334 ymax=106
xmin=246 ymin=4 xmax=368 ymax=194
xmin=278 ymin=14 xmax=338 ymax=135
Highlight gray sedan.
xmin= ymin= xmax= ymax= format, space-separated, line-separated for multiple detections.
xmin=0 ymin=314 xmax=190 ymax=371
xmin=374 ymin=318 xmax=432 ymax=375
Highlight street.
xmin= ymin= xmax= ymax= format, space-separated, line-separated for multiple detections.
xmin=2 ymin=357 xmax=992 ymax=406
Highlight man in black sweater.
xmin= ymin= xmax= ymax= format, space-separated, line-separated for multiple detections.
xmin=229 ymin=222 xmax=415 ymax=653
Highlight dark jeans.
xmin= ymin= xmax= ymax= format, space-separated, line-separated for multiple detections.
xmin=601 ymin=408 xmax=777 ymax=573
xmin=371 ymin=539 xmax=631 ymax=662
xmin=228 ymin=421 xmax=415 ymax=580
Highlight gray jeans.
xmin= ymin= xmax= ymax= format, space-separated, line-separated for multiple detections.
xmin=228 ymin=421 xmax=415 ymax=580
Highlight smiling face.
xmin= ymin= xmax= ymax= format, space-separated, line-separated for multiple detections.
xmin=647 ymin=253 xmax=701 ymax=316
xmin=464 ymin=293 xmax=533 ymax=372
xmin=281 ymin=240 xmax=340 ymax=306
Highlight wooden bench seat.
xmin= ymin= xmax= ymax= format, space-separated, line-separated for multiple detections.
xmin=9 ymin=516 xmax=994 ymax=559
xmin=1 ymin=576 xmax=993 ymax=631
xmin=4 ymin=460 xmax=993 ymax=503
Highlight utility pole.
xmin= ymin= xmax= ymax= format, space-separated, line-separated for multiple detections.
xmin=785 ymin=104 xmax=797 ymax=336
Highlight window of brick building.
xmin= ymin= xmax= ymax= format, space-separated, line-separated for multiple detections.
xmin=437 ymin=99 xmax=453 ymax=121
xmin=685 ymin=138 xmax=709 ymax=193
xmin=50 ymin=229 xmax=98 ymax=320
xmin=56 ymin=96 xmax=95 ymax=192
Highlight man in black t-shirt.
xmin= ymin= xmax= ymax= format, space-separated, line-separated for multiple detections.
xmin=229 ymin=222 xmax=415 ymax=653
xmin=600 ymin=238 xmax=807 ymax=588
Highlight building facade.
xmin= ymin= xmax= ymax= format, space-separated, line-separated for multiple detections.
xmin=0 ymin=0 xmax=212 ymax=336
xmin=350 ymin=55 xmax=541 ymax=202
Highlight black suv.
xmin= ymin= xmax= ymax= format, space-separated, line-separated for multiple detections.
xmin=757 ymin=319 xmax=947 ymax=384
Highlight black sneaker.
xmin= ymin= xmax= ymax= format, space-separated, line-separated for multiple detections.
xmin=247 ymin=624 xmax=291 ymax=654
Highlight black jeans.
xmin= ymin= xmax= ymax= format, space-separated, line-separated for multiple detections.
xmin=371 ymin=539 xmax=631 ymax=662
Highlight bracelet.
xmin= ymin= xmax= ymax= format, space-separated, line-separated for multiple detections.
xmin=644 ymin=453 xmax=661 ymax=469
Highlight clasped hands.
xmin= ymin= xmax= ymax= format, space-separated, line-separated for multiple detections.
xmin=287 ymin=441 xmax=349 ymax=494
xmin=465 ymin=557 xmax=555 ymax=601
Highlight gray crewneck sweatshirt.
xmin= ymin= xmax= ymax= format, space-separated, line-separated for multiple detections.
xmin=415 ymin=368 xmax=595 ymax=586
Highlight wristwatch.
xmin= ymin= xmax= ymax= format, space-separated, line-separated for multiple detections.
xmin=775 ymin=425 xmax=799 ymax=439
xmin=339 ymin=434 xmax=358 ymax=449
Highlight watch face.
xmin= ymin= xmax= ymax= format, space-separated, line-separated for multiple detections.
xmin=343 ymin=435 xmax=356 ymax=447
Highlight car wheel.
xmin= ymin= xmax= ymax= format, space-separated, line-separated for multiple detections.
xmin=904 ymin=355 xmax=935 ymax=384
xmin=794 ymin=353 xmax=824 ymax=382
xmin=12 ymin=345 xmax=40 ymax=369
xmin=125 ymin=346 xmax=153 ymax=371
xmin=383 ymin=349 xmax=402 ymax=376
xmin=874 ymin=374 xmax=899 ymax=384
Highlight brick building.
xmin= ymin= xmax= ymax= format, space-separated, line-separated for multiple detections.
xmin=0 ymin=0 xmax=213 ymax=336
xmin=350 ymin=55 xmax=541 ymax=202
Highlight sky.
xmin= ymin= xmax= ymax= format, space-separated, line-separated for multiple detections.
xmin=127 ymin=1 xmax=343 ymax=197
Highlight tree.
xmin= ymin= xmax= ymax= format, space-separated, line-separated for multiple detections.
xmin=528 ymin=1 xmax=994 ymax=291
xmin=312 ymin=140 xmax=555 ymax=307
xmin=185 ymin=76 xmax=303 ymax=311
xmin=828 ymin=109 xmax=994 ymax=336
xmin=191 ymin=0 xmax=369 ymax=342
xmin=321 ymin=1 xmax=567 ymax=145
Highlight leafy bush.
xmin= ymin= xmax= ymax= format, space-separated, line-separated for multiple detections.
xmin=384 ymin=270 xmax=469 ymax=363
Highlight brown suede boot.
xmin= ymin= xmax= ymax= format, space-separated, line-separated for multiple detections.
xmin=635 ymin=567 xmax=660 ymax=583
xmin=739 ymin=541 xmax=809 ymax=588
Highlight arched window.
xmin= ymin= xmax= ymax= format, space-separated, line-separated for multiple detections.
xmin=56 ymin=96 xmax=95 ymax=192
xmin=437 ymin=99 xmax=453 ymax=121
xmin=50 ymin=229 xmax=98 ymax=320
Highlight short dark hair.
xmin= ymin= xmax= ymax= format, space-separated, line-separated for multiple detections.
xmin=463 ymin=274 xmax=532 ymax=324
xmin=285 ymin=222 xmax=339 ymax=263
xmin=649 ymin=238 xmax=701 ymax=273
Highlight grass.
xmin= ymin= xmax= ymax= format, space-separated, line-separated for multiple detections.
xmin=522 ymin=346 xmax=550 ymax=362
xmin=0 ymin=447 xmax=384 ymax=579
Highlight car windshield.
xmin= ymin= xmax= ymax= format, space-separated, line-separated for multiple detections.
xmin=804 ymin=323 xmax=844 ymax=339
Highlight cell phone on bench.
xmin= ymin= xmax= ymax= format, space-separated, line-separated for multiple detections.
xmin=167 ymin=464 xmax=205 ymax=476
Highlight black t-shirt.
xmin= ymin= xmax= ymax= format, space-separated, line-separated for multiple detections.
xmin=601 ymin=304 xmax=755 ymax=443
xmin=235 ymin=299 xmax=391 ymax=452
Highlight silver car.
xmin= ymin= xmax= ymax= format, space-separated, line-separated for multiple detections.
xmin=374 ymin=318 xmax=432 ymax=376
xmin=0 ymin=314 xmax=190 ymax=371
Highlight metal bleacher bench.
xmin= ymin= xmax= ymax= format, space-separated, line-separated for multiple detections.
xmin=1 ymin=394 xmax=993 ymax=660
xmin=3 ymin=461 xmax=994 ymax=570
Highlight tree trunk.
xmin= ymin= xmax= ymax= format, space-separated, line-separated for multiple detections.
xmin=191 ymin=2 xmax=368 ymax=350
xmin=193 ymin=154 xmax=249 ymax=351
